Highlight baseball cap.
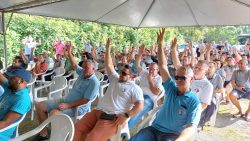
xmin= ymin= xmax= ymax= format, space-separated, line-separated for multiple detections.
xmin=4 ymin=67 xmax=31 ymax=83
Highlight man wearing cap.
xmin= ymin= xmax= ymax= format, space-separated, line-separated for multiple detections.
xmin=0 ymin=69 xmax=31 ymax=140
xmin=0 ymin=56 xmax=31 ymax=96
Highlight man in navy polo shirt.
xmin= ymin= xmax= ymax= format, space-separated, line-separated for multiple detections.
xmin=0 ymin=69 xmax=31 ymax=140
xmin=130 ymin=28 xmax=202 ymax=141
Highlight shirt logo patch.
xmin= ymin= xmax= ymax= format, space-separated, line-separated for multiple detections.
xmin=194 ymin=88 xmax=199 ymax=93
xmin=178 ymin=108 xmax=184 ymax=115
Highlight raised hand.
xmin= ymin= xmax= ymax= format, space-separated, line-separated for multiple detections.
xmin=171 ymin=38 xmax=178 ymax=50
xmin=139 ymin=44 xmax=145 ymax=54
xmin=188 ymin=41 xmax=193 ymax=50
xmin=106 ymin=38 xmax=111 ymax=50
xmin=157 ymin=28 xmax=165 ymax=48
xmin=206 ymin=43 xmax=212 ymax=52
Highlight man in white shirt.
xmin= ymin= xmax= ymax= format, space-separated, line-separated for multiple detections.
xmin=22 ymin=36 xmax=41 ymax=61
xmin=128 ymin=44 xmax=163 ymax=129
xmin=73 ymin=38 xmax=144 ymax=141
xmin=191 ymin=60 xmax=213 ymax=110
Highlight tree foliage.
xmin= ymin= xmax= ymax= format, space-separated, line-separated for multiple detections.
xmin=0 ymin=13 xmax=248 ymax=65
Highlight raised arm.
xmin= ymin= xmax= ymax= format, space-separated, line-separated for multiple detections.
xmin=157 ymin=28 xmax=170 ymax=82
xmin=189 ymin=41 xmax=195 ymax=67
xmin=135 ymin=44 xmax=145 ymax=73
xmin=205 ymin=44 xmax=211 ymax=62
xmin=68 ymin=45 xmax=78 ymax=70
xmin=0 ymin=73 xmax=7 ymax=85
xmin=105 ymin=38 xmax=115 ymax=74
xmin=171 ymin=38 xmax=182 ymax=69
xmin=19 ymin=50 xmax=29 ymax=65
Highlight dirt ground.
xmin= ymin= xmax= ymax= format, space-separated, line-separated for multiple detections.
xmin=18 ymin=99 xmax=250 ymax=141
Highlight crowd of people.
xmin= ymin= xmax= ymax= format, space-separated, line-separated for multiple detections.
xmin=0 ymin=28 xmax=250 ymax=141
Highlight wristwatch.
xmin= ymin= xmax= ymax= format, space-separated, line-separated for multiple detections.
xmin=124 ymin=112 xmax=130 ymax=118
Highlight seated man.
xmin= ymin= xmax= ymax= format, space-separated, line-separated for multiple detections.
xmin=32 ymin=53 xmax=48 ymax=75
xmin=0 ymin=69 xmax=31 ymax=140
xmin=229 ymin=59 xmax=250 ymax=121
xmin=130 ymin=28 xmax=202 ymax=141
xmin=0 ymin=56 xmax=30 ymax=95
xmin=128 ymin=44 xmax=163 ymax=129
xmin=73 ymin=38 xmax=144 ymax=141
xmin=35 ymin=45 xmax=100 ymax=140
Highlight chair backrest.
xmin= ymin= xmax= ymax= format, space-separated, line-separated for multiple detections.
xmin=27 ymin=75 xmax=37 ymax=102
xmin=0 ymin=113 xmax=27 ymax=138
xmin=95 ymin=71 xmax=104 ymax=82
xmin=54 ymin=67 xmax=65 ymax=77
xmin=11 ymin=114 xmax=74 ymax=141
xmin=49 ymin=76 xmax=68 ymax=100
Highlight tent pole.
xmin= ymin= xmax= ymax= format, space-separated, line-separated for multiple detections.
xmin=6 ymin=12 xmax=13 ymax=32
xmin=2 ymin=12 xmax=8 ymax=68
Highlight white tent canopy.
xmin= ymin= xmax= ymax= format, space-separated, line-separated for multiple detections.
xmin=0 ymin=0 xmax=249 ymax=67
xmin=1 ymin=0 xmax=250 ymax=28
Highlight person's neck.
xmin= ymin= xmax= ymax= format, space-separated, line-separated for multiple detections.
xmin=84 ymin=73 xmax=93 ymax=79
xmin=177 ymin=87 xmax=190 ymax=95
xmin=194 ymin=75 xmax=205 ymax=80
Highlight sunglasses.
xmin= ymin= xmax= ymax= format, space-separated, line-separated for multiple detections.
xmin=174 ymin=76 xmax=187 ymax=81
xmin=121 ymin=71 xmax=130 ymax=76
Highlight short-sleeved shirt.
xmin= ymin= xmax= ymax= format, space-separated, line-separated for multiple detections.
xmin=139 ymin=69 xmax=163 ymax=101
xmin=231 ymin=70 xmax=250 ymax=89
xmin=54 ymin=43 xmax=64 ymax=56
xmin=24 ymin=42 xmax=38 ymax=55
xmin=64 ymin=66 xmax=100 ymax=109
xmin=0 ymin=80 xmax=31 ymax=140
xmin=207 ymin=73 xmax=223 ymax=91
xmin=84 ymin=43 xmax=92 ymax=53
xmin=223 ymin=66 xmax=237 ymax=81
xmin=191 ymin=77 xmax=213 ymax=105
xmin=96 ymin=71 xmax=144 ymax=114
xmin=33 ymin=62 xmax=48 ymax=74
xmin=152 ymin=78 xmax=202 ymax=135
xmin=216 ymin=68 xmax=226 ymax=80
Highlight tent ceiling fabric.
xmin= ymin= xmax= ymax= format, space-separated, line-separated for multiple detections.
xmin=1 ymin=0 xmax=250 ymax=27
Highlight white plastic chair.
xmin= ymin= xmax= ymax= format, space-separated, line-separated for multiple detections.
xmin=34 ymin=76 xmax=68 ymax=102
xmin=95 ymin=71 xmax=104 ymax=82
xmin=136 ymin=91 xmax=165 ymax=132
xmin=54 ymin=67 xmax=65 ymax=77
xmin=136 ymin=105 xmax=162 ymax=132
xmin=98 ymin=83 xmax=109 ymax=98
xmin=73 ymin=94 xmax=98 ymax=123
xmin=11 ymin=114 xmax=74 ymax=141
xmin=0 ymin=113 xmax=26 ymax=138
xmin=31 ymin=76 xmax=68 ymax=120
xmin=27 ymin=75 xmax=37 ymax=120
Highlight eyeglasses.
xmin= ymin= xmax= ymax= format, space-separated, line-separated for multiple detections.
xmin=174 ymin=76 xmax=187 ymax=81
xmin=121 ymin=71 xmax=130 ymax=76
xmin=82 ymin=55 xmax=87 ymax=58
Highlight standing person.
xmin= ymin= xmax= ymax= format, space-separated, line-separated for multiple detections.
xmin=22 ymin=35 xmax=41 ymax=61
xmin=82 ymin=33 xmax=92 ymax=53
xmin=128 ymin=44 xmax=163 ymax=130
xmin=73 ymin=38 xmax=144 ymax=141
xmin=53 ymin=39 xmax=65 ymax=57
xmin=130 ymin=28 xmax=202 ymax=141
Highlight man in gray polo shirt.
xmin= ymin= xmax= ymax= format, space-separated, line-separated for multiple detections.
xmin=229 ymin=59 xmax=250 ymax=121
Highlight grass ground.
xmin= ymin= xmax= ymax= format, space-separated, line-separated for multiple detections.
xmin=18 ymin=99 xmax=250 ymax=141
